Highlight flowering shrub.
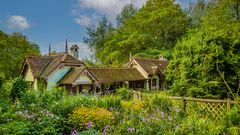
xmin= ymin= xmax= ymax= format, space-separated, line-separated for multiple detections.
xmin=121 ymin=100 xmax=145 ymax=112
xmin=51 ymin=95 xmax=98 ymax=116
xmin=68 ymin=107 xmax=114 ymax=131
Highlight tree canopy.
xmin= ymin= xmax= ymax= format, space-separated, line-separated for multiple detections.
xmin=166 ymin=0 xmax=240 ymax=99
xmin=85 ymin=0 xmax=189 ymax=66
xmin=0 ymin=31 xmax=40 ymax=79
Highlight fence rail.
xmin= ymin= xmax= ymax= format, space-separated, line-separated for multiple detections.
xmin=132 ymin=91 xmax=240 ymax=121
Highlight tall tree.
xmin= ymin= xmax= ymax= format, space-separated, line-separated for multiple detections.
xmin=0 ymin=31 xmax=40 ymax=79
xmin=83 ymin=16 xmax=113 ymax=62
xmin=166 ymin=0 xmax=240 ymax=99
xmin=187 ymin=0 xmax=209 ymax=28
xmin=116 ymin=3 xmax=138 ymax=27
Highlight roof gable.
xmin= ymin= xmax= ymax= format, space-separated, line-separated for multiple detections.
xmin=40 ymin=53 xmax=84 ymax=78
xmin=21 ymin=52 xmax=85 ymax=79
xmin=21 ymin=56 xmax=52 ymax=78
xmin=58 ymin=67 xmax=85 ymax=84
xmin=129 ymin=58 xmax=169 ymax=76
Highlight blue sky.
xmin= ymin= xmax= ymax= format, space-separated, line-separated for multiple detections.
xmin=0 ymin=0 xmax=196 ymax=59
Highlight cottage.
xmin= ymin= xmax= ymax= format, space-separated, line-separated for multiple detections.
xmin=20 ymin=44 xmax=168 ymax=94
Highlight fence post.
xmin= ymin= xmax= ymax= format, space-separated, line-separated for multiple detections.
xmin=182 ymin=97 xmax=187 ymax=112
xmin=227 ymin=98 xmax=230 ymax=112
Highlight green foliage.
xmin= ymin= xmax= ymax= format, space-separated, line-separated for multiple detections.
xmin=166 ymin=0 xmax=240 ymax=98
xmin=175 ymin=115 xmax=225 ymax=135
xmin=116 ymin=88 xmax=133 ymax=100
xmin=1 ymin=87 xmax=240 ymax=134
xmin=40 ymin=87 xmax=67 ymax=107
xmin=10 ymin=77 xmax=28 ymax=102
xmin=148 ymin=94 xmax=173 ymax=112
xmin=97 ymin=95 xmax=122 ymax=110
xmin=83 ymin=17 xmax=113 ymax=62
xmin=0 ymin=73 xmax=5 ymax=88
xmin=187 ymin=0 xmax=210 ymax=28
xmin=84 ymin=0 xmax=189 ymax=66
xmin=51 ymin=95 xmax=98 ymax=116
xmin=0 ymin=31 xmax=40 ymax=79
xmin=68 ymin=106 xmax=114 ymax=131
xmin=116 ymin=3 xmax=138 ymax=26
xmin=224 ymin=106 xmax=240 ymax=128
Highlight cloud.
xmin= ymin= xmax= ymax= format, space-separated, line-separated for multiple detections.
xmin=74 ymin=14 xmax=97 ymax=27
xmin=73 ymin=0 xmax=147 ymax=27
xmin=7 ymin=15 xmax=31 ymax=30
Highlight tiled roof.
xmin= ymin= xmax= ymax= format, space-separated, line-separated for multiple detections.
xmin=59 ymin=67 xmax=146 ymax=84
xmin=22 ymin=52 xmax=84 ymax=79
xmin=88 ymin=67 xmax=146 ymax=83
xmin=25 ymin=56 xmax=52 ymax=78
xmin=133 ymin=58 xmax=169 ymax=75
xmin=58 ymin=67 xmax=85 ymax=84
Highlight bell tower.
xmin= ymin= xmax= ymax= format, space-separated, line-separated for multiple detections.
xmin=70 ymin=44 xmax=79 ymax=59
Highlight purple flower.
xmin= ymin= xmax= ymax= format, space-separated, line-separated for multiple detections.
xmin=105 ymin=125 xmax=111 ymax=129
xmin=86 ymin=122 xmax=93 ymax=129
xmin=102 ymin=129 xmax=106 ymax=135
xmin=161 ymin=112 xmax=165 ymax=118
xmin=109 ymin=107 xmax=114 ymax=111
xmin=71 ymin=129 xmax=78 ymax=135
xmin=127 ymin=127 xmax=135 ymax=132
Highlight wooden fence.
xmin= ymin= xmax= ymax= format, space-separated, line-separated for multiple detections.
xmin=133 ymin=91 xmax=240 ymax=121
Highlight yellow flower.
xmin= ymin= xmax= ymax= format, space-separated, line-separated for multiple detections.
xmin=68 ymin=107 xmax=114 ymax=130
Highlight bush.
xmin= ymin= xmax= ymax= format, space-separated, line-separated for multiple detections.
xmin=40 ymin=87 xmax=67 ymax=107
xmin=97 ymin=95 xmax=122 ymax=110
xmin=224 ymin=106 xmax=240 ymax=128
xmin=51 ymin=95 xmax=98 ymax=116
xmin=116 ymin=88 xmax=133 ymax=100
xmin=148 ymin=94 xmax=173 ymax=112
xmin=121 ymin=100 xmax=145 ymax=112
xmin=68 ymin=107 xmax=114 ymax=131
xmin=10 ymin=77 xmax=28 ymax=102
xmin=175 ymin=115 xmax=225 ymax=135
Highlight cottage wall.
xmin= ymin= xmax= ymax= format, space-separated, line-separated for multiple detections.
xmin=24 ymin=66 xmax=34 ymax=82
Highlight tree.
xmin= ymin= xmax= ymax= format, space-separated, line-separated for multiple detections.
xmin=116 ymin=3 xmax=138 ymax=26
xmin=83 ymin=17 xmax=113 ymax=62
xmin=0 ymin=31 xmax=40 ymax=79
xmin=166 ymin=0 xmax=240 ymax=99
xmin=187 ymin=0 xmax=210 ymax=28
xmin=99 ymin=0 xmax=189 ymax=66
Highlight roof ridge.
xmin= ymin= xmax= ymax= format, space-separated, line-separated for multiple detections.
xmin=88 ymin=67 xmax=134 ymax=70
xmin=61 ymin=53 xmax=68 ymax=62
xmin=133 ymin=57 xmax=167 ymax=61
xmin=49 ymin=52 xmax=65 ymax=56
xmin=26 ymin=55 xmax=52 ymax=59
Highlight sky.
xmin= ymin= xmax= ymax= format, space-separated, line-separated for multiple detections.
xmin=0 ymin=0 xmax=197 ymax=59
